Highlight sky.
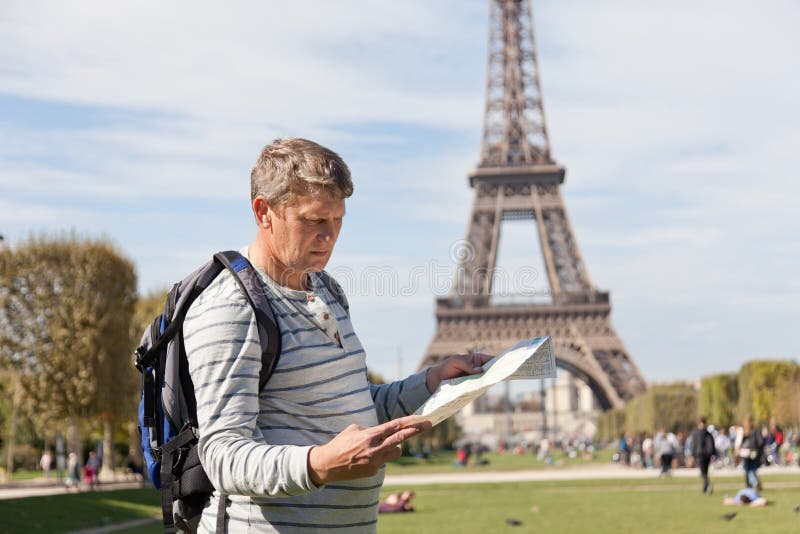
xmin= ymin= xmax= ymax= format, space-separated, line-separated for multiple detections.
xmin=1 ymin=0 xmax=798 ymax=387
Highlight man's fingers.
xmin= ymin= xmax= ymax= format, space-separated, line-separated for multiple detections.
xmin=464 ymin=353 xmax=493 ymax=371
xmin=453 ymin=355 xmax=486 ymax=374
xmin=374 ymin=415 xmax=430 ymax=439
xmin=378 ymin=425 xmax=426 ymax=450
xmin=382 ymin=443 xmax=403 ymax=463
xmin=474 ymin=353 xmax=494 ymax=366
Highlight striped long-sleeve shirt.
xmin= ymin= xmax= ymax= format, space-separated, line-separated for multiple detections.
xmin=184 ymin=254 xmax=431 ymax=533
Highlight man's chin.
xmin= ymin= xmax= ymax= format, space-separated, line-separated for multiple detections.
xmin=303 ymin=255 xmax=330 ymax=272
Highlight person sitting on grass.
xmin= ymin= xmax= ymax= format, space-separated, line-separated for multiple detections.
xmin=378 ymin=491 xmax=416 ymax=513
xmin=723 ymin=488 xmax=767 ymax=507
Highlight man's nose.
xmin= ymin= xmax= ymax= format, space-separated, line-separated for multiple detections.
xmin=317 ymin=222 xmax=336 ymax=241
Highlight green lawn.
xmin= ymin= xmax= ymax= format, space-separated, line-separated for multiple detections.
xmin=9 ymin=469 xmax=46 ymax=481
xmin=0 ymin=488 xmax=160 ymax=533
xmin=2 ymin=475 xmax=799 ymax=533
xmin=379 ymin=475 xmax=800 ymax=534
xmin=386 ymin=448 xmax=615 ymax=474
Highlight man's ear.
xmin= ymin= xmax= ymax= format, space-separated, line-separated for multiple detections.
xmin=253 ymin=196 xmax=271 ymax=228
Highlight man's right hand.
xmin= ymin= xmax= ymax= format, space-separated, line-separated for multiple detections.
xmin=307 ymin=415 xmax=431 ymax=485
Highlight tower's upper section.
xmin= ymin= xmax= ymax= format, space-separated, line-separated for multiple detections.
xmin=479 ymin=0 xmax=553 ymax=169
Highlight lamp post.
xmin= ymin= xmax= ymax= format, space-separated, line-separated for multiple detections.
xmin=793 ymin=360 xmax=798 ymax=433
xmin=540 ymin=379 xmax=547 ymax=439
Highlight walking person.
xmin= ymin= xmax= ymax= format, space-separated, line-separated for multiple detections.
xmin=738 ymin=416 xmax=765 ymax=490
xmin=715 ymin=427 xmax=732 ymax=468
xmin=618 ymin=432 xmax=630 ymax=465
xmin=39 ymin=449 xmax=53 ymax=479
xmin=84 ymin=450 xmax=100 ymax=490
xmin=642 ymin=434 xmax=654 ymax=468
xmin=655 ymin=427 xmax=676 ymax=477
xmin=66 ymin=452 xmax=80 ymax=490
xmin=691 ymin=417 xmax=716 ymax=494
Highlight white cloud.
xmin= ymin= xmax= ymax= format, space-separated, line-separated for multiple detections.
xmin=0 ymin=1 xmax=486 ymax=129
xmin=1 ymin=0 xmax=798 ymax=383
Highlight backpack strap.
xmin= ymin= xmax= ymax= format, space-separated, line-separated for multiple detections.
xmin=213 ymin=251 xmax=282 ymax=390
xmin=134 ymin=264 xmax=227 ymax=372
xmin=160 ymin=424 xmax=199 ymax=534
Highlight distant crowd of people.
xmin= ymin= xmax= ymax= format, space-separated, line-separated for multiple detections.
xmin=37 ymin=446 xmax=143 ymax=491
xmin=451 ymin=435 xmax=596 ymax=468
xmin=615 ymin=416 xmax=797 ymax=492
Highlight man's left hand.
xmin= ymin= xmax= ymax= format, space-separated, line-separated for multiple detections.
xmin=425 ymin=353 xmax=494 ymax=393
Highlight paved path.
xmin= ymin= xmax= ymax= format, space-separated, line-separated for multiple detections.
xmin=384 ymin=463 xmax=800 ymax=486
xmin=3 ymin=464 xmax=799 ymax=499
xmin=0 ymin=479 xmax=146 ymax=500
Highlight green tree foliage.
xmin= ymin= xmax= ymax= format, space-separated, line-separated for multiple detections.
xmin=0 ymin=234 xmax=136 ymax=462
xmin=603 ymin=384 xmax=697 ymax=438
xmin=772 ymin=364 xmax=800 ymax=429
xmin=596 ymin=409 xmax=625 ymax=442
xmin=698 ymin=373 xmax=738 ymax=428
xmin=132 ymin=289 xmax=169 ymax=338
xmin=737 ymin=360 xmax=799 ymax=425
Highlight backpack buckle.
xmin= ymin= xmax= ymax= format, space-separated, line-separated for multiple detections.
xmin=133 ymin=346 xmax=147 ymax=370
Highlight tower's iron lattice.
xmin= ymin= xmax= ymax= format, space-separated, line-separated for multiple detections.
xmin=418 ymin=0 xmax=646 ymax=409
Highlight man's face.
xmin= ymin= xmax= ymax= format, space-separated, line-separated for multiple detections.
xmin=266 ymin=193 xmax=345 ymax=278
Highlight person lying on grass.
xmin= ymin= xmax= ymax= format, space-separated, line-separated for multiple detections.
xmin=723 ymin=488 xmax=767 ymax=507
xmin=379 ymin=490 xmax=416 ymax=513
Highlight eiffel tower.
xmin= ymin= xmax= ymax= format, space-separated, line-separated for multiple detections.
xmin=418 ymin=0 xmax=646 ymax=409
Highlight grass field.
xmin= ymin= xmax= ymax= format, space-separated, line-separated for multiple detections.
xmin=7 ymin=469 xmax=45 ymax=481
xmin=2 ymin=475 xmax=799 ymax=533
xmin=0 ymin=488 xmax=160 ymax=532
xmin=379 ymin=476 xmax=800 ymax=534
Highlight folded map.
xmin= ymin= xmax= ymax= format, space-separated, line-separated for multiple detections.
xmin=413 ymin=337 xmax=556 ymax=426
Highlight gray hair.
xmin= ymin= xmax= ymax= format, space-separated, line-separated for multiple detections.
xmin=250 ymin=138 xmax=354 ymax=210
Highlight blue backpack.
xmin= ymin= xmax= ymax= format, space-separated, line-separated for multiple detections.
xmin=134 ymin=251 xmax=281 ymax=533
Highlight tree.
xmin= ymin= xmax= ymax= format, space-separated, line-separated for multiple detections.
xmin=772 ymin=366 xmax=800 ymax=429
xmin=0 ymin=234 xmax=136 ymax=477
xmin=698 ymin=373 xmax=738 ymax=428
xmin=737 ymin=360 xmax=797 ymax=425
xmin=622 ymin=383 xmax=697 ymax=435
xmin=596 ymin=408 xmax=625 ymax=442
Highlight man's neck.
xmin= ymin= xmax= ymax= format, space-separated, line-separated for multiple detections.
xmin=248 ymin=240 xmax=310 ymax=291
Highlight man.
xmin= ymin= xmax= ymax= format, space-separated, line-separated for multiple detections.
xmin=715 ymin=427 xmax=731 ymax=467
xmin=654 ymin=427 xmax=676 ymax=477
xmin=739 ymin=416 xmax=765 ymax=490
xmin=184 ymin=138 xmax=491 ymax=532
xmin=691 ymin=417 xmax=716 ymax=494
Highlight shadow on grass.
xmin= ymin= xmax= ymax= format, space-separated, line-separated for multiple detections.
xmin=0 ymin=488 xmax=160 ymax=533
